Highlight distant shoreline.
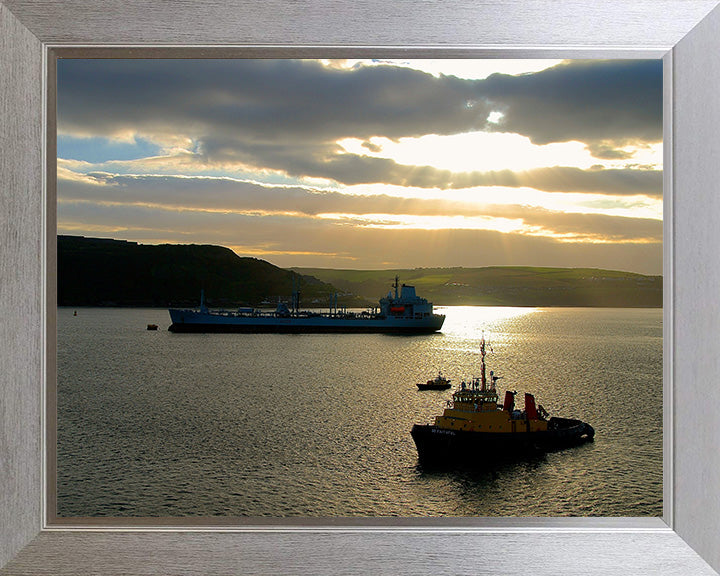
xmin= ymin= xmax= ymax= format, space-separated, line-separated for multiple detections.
xmin=58 ymin=236 xmax=663 ymax=309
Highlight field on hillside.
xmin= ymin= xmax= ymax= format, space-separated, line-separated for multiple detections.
xmin=291 ymin=267 xmax=662 ymax=307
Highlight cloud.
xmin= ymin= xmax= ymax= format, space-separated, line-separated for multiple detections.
xmin=480 ymin=60 xmax=662 ymax=152
xmin=56 ymin=59 xmax=662 ymax=274
xmin=57 ymin=172 xmax=661 ymax=245
xmin=314 ymin=160 xmax=661 ymax=195
xmin=57 ymin=198 xmax=662 ymax=274
xmin=58 ymin=59 xmax=662 ymax=190
xmin=58 ymin=59 xmax=488 ymax=143
xmin=60 ymin=155 xmax=661 ymax=197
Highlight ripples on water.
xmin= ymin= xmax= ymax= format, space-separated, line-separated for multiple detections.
xmin=57 ymin=306 xmax=662 ymax=517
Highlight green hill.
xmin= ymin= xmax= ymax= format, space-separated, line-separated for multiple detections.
xmin=58 ymin=236 xmax=662 ymax=308
xmin=57 ymin=236 xmax=359 ymax=308
xmin=291 ymin=266 xmax=663 ymax=308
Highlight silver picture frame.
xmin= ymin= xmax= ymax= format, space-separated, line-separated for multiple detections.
xmin=2 ymin=1 xmax=720 ymax=574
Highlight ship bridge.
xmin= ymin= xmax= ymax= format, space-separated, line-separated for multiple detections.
xmin=452 ymin=379 xmax=499 ymax=412
xmin=379 ymin=276 xmax=436 ymax=319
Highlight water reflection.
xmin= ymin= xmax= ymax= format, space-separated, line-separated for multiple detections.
xmin=437 ymin=305 xmax=540 ymax=339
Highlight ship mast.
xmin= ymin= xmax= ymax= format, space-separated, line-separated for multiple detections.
xmin=480 ymin=333 xmax=487 ymax=391
xmin=393 ymin=275 xmax=399 ymax=299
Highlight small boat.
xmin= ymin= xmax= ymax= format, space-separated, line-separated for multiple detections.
xmin=411 ymin=335 xmax=594 ymax=467
xmin=417 ymin=371 xmax=452 ymax=390
xmin=146 ymin=324 xmax=158 ymax=331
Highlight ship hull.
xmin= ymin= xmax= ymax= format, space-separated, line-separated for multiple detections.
xmin=168 ymin=309 xmax=445 ymax=334
xmin=411 ymin=417 xmax=594 ymax=467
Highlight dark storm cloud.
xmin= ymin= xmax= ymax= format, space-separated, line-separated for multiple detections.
xmin=58 ymin=59 xmax=662 ymax=189
xmin=481 ymin=60 xmax=662 ymax=149
xmin=58 ymin=59 xmax=489 ymax=143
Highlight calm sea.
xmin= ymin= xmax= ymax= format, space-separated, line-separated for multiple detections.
xmin=56 ymin=306 xmax=662 ymax=517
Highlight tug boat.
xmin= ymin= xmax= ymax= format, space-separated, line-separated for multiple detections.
xmin=411 ymin=336 xmax=594 ymax=466
xmin=417 ymin=371 xmax=452 ymax=390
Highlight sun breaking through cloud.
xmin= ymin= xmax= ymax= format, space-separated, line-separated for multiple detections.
xmin=57 ymin=58 xmax=663 ymax=274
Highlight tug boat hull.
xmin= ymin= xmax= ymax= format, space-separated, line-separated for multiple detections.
xmin=411 ymin=418 xmax=594 ymax=466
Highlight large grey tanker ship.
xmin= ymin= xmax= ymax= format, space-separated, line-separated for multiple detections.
xmin=168 ymin=276 xmax=445 ymax=333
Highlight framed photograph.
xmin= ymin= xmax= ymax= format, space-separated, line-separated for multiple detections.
xmin=51 ymin=54 xmax=662 ymax=523
xmin=2 ymin=1 xmax=720 ymax=575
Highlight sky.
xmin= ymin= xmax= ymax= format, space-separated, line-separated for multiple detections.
xmin=56 ymin=58 xmax=663 ymax=274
